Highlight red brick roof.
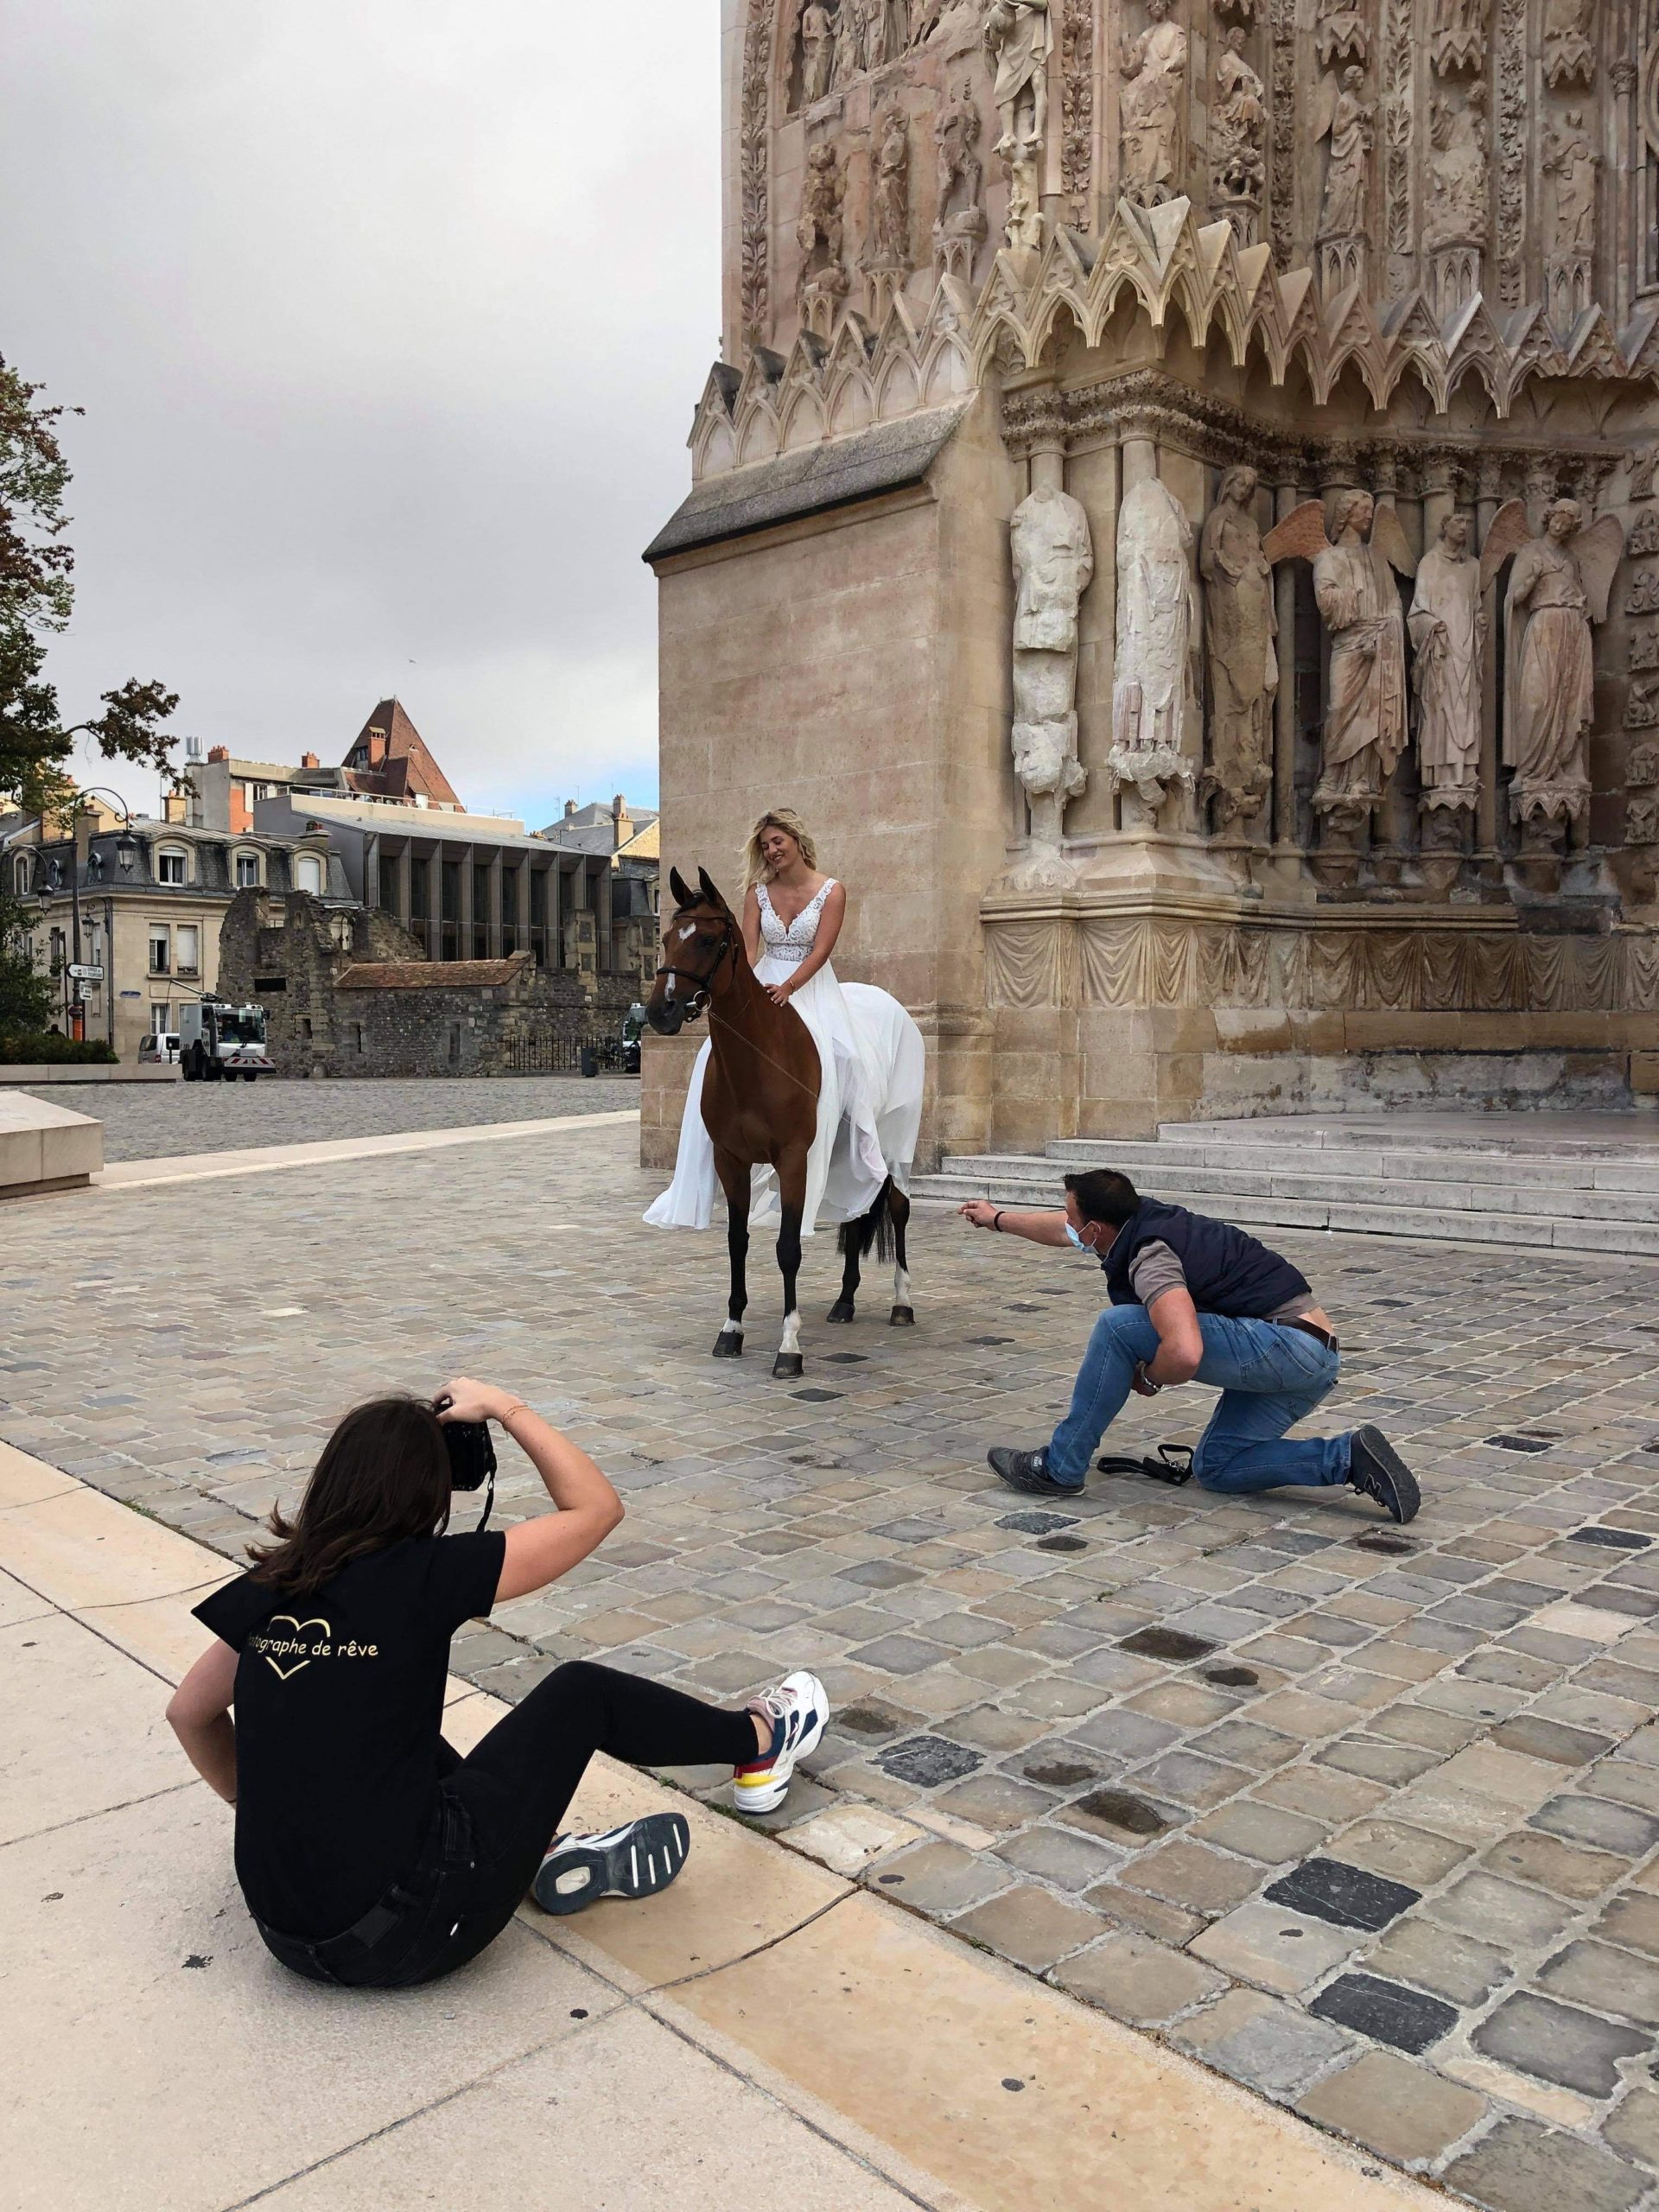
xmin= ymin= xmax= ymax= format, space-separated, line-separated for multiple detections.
xmin=340 ymin=699 xmax=462 ymax=808
xmin=334 ymin=958 xmax=524 ymax=991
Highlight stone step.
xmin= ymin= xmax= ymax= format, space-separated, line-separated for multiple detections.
xmin=1053 ymin=1135 xmax=1659 ymax=1195
xmin=912 ymin=1159 xmax=1659 ymax=1256
xmin=932 ymin=1150 xmax=1659 ymax=1223
xmin=1154 ymin=1114 xmax=1659 ymax=1163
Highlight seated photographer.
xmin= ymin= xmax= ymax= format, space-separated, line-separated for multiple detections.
xmin=963 ymin=1171 xmax=1421 ymax=1522
xmin=166 ymin=1379 xmax=828 ymax=1990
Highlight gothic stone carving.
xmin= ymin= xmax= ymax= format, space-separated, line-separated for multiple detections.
xmin=1211 ymin=28 xmax=1267 ymax=243
xmin=1199 ymin=467 xmax=1277 ymax=828
xmin=1426 ymin=84 xmax=1489 ymax=313
xmin=1120 ymin=0 xmax=1190 ymax=207
xmin=1491 ymin=496 xmax=1624 ymax=823
xmin=984 ymin=0 xmax=1052 ymax=249
xmin=1629 ymin=569 xmax=1659 ymax=615
xmin=1428 ymin=0 xmax=1490 ymax=72
xmin=1061 ymin=0 xmax=1096 ymax=227
xmin=1495 ymin=0 xmax=1527 ymax=304
xmin=1410 ymin=514 xmax=1486 ymax=809
xmin=1543 ymin=0 xmax=1597 ymax=86
xmin=741 ymin=0 xmax=780 ymax=344
xmin=798 ymin=140 xmax=850 ymax=334
xmin=864 ymin=105 xmax=912 ymax=317
xmin=1317 ymin=0 xmax=1370 ymax=67
xmin=934 ymin=80 xmax=988 ymax=281
xmin=1010 ymin=480 xmax=1095 ymax=855
xmin=1630 ymin=510 xmax=1659 ymax=557
xmin=1544 ymin=109 xmax=1598 ymax=323
xmin=801 ymin=1 xmax=835 ymax=103
xmin=1110 ymin=475 xmax=1198 ymax=804
xmin=1317 ymin=67 xmax=1374 ymax=293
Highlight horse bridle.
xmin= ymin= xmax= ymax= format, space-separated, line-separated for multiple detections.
xmin=654 ymin=912 xmax=736 ymax=1022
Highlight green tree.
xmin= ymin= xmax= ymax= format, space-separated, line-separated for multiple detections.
xmin=2 ymin=353 xmax=179 ymax=816
xmin=0 ymin=884 xmax=52 ymax=1033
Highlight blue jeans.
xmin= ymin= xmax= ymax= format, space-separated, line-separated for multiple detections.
xmin=1046 ymin=1306 xmax=1351 ymax=1494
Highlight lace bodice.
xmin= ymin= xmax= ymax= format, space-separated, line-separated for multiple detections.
xmin=757 ymin=879 xmax=836 ymax=969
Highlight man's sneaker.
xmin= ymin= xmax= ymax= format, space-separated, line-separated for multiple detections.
xmin=531 ymin=1813 xmax=690 ymax=1916
xmin=1348 ymin=1426 xmax=1421 ymax=1525
xmin=988 ymin=1446 xmax=1081 ymax=1497
xmin=734 ymin=1670 xmax=829 ymax=1816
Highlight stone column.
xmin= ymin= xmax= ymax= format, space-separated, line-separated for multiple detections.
xmin=549 ymin=858 xmax=563 ymax=969
xmin=516 ymin=856 xmax=533 ymax=959
xmin=486 ymin=853 xmax=504 ymax=958
xmin=457 ymin=845 xmax=474 ymax=956
xmin=1272 ymin=477 xmax=1305 ymax=868
xmin=1475 ymin=459 xmax=1503 ymax=874
xmin=1416 ymin=456 xmax=1471 ymax=896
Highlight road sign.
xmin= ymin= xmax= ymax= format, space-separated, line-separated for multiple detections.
xmin=67 ymin=963 xmax=105 ymax=982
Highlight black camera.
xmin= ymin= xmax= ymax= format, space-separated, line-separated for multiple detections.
xmin=434 ymin=1397 xmax=498 ymax=1494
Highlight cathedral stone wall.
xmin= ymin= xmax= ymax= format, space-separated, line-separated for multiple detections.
xmin=647 ymin=0 xmax=1659 ymax=1163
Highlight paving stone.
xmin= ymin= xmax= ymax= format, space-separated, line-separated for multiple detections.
xmin=1479 ymin=1830 xmax=1626 ymax=1902
xmin=1069 ymin=1708 xmax=1185 ymax=1762
xmin=869 ymin=1840 xmax=1012 ymax=1916
xmin=1537 ymin=1940 xmax=1659 ymax=2026
xmin=1361 ymin=1916 xmax=1512 ymax=2007
xmin=875 ymin=1735 xmax=983 ymax=1788
xmin=1177 ymin=1989 xmax=1356 ymax=2100
xmin=931 ymin=1773 xmax=1058 ymax=1832
xmin=1084 ymin=1881 xmax=1206 ymax=1948
xmin=1471 ymin=1993 xmax=1650 ymax=2099
xmin=1295 ymin=2049 xmax=1487 ymax=2165
xmin=1492 ymin=1715 xmax=1619 ymax=1767
xmin=1119 ymin=1839 xmax=1262 ymax=1914
xmin=1602 ymin=2085 xmax=1659 ymax=2167
xmin=1325 ymin=1819 xmax=1471 ymax=1888
xmin=995 ymin=1822 xmax=1124 ymax=1892
xmin=1060 ymin=1785 xmax=1184 ymax=1844
xmin=1263 ymin=1857 xmax=1421 ymax=1933
xmin=1427 ymin=1872 xmax=1577 ymax=1949
xmin=1443 ymin=2118 xmax=1648 ymax=2212
xmin=1306 ymin=1972 xmax=1459 ymax=2056
xmin=1529 ymin=1794 xmax=1659 ymax=1858
xmin=847 ymin=1632 xmax=950 ymax=1675
xmin=1189 ymin=1799 xmax=1330 ymax=1866
xmin=1054 ymin=1928 xmax=1228 ymax=2027
xmin=1591 ymin=1891 xmax=1659 ymax=1959
xmin=950 ymin=1884 xmax=1106 ymax=1970
xmin=1190 ymin=1902 xmax=1363 ymax=1995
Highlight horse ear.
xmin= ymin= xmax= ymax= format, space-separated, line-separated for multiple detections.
xmin=668 ymin=867 xmax=694 ymax=912
xmin=697 ymin=866 xmax=727 ymax=911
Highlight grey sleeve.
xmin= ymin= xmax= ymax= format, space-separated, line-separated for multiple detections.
xmin=1128 ymin=1240 xmax=1188 ymax=1308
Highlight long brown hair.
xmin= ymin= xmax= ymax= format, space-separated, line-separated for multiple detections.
xmin=742 ymin=808 xmax=820 ymax=892
xmin=249 ymin=1396 xmax=452 ymax=1598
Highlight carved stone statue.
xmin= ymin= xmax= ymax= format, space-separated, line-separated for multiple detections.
xmin=1491 ymin=496 xmax=1624 ymax=823
xmin=1211 ymin=26 xmax=1266 ymax=233
xmin=1425 ymin=84 xmax=1489 ymax=249
xmin=801 ymin=0 xmax=836 ymax=103
xmin=1199 ymin=466 xmax=1277 ymax=828
xmin=934 ymin=80 xmax=988 ymax=278
xmin=797 ymin=141 xmax=849 ymax=330
xmin=1010 ymin=477 xmax=1095 ymax=858
xmin=1120 ymin=0 xmax=1189 ymax=207
xmin=983 ymin=0 xmax=1052 ymax=158
xmin=1545 ymin=110 xmax=1598 ymax=254
xmin=1315 ymin=0 xmax=1370 ymax=67
xmin=867 ymin=105 xmax=912 ymax=268
xmin=1543 ymin=0 xmax=1596 ymax=86
xmin=1317 ymin=67 xmax=1373 ymax=241
xmin=1409 ymin=514 xmax=1485 ymax=807
xmin=1111 ymin=475 xmax=1198 ymax=804
xmin=834 ymin=0 xmax=873 ymax=86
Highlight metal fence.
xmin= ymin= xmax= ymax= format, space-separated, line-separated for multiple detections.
xmin=505 ymin=1033 xmax=639 ymax=1076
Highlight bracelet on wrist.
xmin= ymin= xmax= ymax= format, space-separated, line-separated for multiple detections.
xmin=992 ymin=1211 xmax=1005 ymax=1233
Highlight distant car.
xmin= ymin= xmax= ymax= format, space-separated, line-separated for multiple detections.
xmin=139 ymin=1033 xmax=181 ymax=1065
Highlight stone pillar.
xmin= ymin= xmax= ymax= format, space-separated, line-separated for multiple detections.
xmin=486 ymin=853 xmax=504 ymax=958
xmin=516 ymin=856 xmax=533 ymax=958
xmin=1475 ymin=460 xmax=1503 ymax=873
xmin=1120 ymin=433 xmax=1157 ymax=494
xmin=549 ymin=858 xmax=563 ymax=969
xmin=457 ymin=845 xmax=474 ymax=955
xmin=1272 ymin=477 xmax=1304 ymax=866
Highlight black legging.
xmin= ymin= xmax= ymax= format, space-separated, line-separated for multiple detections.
xmin=257 ymin=1662 xmax=757 ymax=1989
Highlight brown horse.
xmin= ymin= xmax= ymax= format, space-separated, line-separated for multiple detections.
xmin=645 ymin=866 xmax=912 ymax=1379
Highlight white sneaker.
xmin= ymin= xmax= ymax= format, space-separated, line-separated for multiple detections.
xmin=734 ymin=1670 xmax=830 ymax=1816
xmin=531 ymin=1813 xmax=690 ymax=1916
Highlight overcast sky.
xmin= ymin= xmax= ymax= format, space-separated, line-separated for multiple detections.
xmin=0 ymin=2 xmax=721 ymax=828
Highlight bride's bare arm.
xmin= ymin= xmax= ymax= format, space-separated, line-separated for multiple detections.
xmin=772 ymin=880 xmax=847 ymax=1001
xmin=741 ymin=886 xmax=763 ymax=967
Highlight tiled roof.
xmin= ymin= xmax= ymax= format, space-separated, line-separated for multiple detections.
xmin=341 ymin=700 xmax=462 ymax=808
xmin=334 ymin=957 xmax=525 ymax=991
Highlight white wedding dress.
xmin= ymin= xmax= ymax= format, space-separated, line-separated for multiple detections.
xmin=644 ymin=879 xmax=925 ymax=1237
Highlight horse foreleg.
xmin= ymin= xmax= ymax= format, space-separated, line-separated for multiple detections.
xmin=828 ymin=1215 xmax=863 ymax=1324
xmin=772 ymin=1151 xmax=808 ymax=1380
xmin=713 ymin=1152 xmax=749 ymax=1359
xmin=890 ymin=1183 xmax=915 ymax=1327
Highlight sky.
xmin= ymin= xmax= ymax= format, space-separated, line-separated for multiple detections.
xmin=0 ymin=2 xmax=722 ymax=829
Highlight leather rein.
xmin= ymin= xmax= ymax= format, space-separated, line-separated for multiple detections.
xmin=653 ymin=913 xmax=737 ymax=1022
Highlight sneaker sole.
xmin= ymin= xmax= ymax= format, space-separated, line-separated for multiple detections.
xmin=531 ymin=1813 xmax=690 ymax=1916
xmin=735 ymin=1682 xmax=830 ymax=1817
xmin=988 ymin=1452 xmax=1073 ymax=1497
xmin=1353 ymin=1426 xmax=1421 ymax=1524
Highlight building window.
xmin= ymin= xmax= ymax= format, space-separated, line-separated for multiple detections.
xmin=378 ymin=855 xmax=399 ymax=912
xmin=353 ymin=1021 xmax=365 ymax=1054
xmin=13 ymin=854 xmax=32 ymax=895
xmin=234 ymin=852 xmax=261 ymax=888
xmin=409 ymin=856 xmax=429 ymax=921
xmin=176 ymin=925 xmax=200 ymax=977
xmin=149 ymin=926 xmax=171 ymax=976
xmin=448 ymin=1023 xmax=461 ymax=1062
xmin=301 ymin=1016 xmax=313 ymax=1040
xmin=156 ymin=847 xmax=188 ymax=886
xmin=150 ymin=1004 xmax=172 ymax=1036
xmin=49 ymin=927 xmax=67 ymax=973
xmin=294 ymin=854 xmax=324 ymax=895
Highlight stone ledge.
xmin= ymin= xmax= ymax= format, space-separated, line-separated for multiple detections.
xmin=0 ymin=1088 xmax=103 ymax=1199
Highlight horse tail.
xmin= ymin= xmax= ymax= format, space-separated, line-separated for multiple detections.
xmin=838 ymin=1176 xmax=895 ymax=1267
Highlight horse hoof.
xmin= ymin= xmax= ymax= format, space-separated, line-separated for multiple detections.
xmin=772 ymin=1353 xmax=805 ymax=1381
xmin=712 ymin=1332 xmax=744 ymax=1359
xmin=890 ymin=1306 xmax=916 ymax=1327
xmin=826 ymin=1300 xmax=856 ymax=1325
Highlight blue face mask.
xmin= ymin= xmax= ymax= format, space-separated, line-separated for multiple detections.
xmin=1065 ymin=1222 xmax=1091 ymax=1252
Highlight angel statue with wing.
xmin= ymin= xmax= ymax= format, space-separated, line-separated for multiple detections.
xmin=1265 ymin=489 xmax=1414 ymax=813
xmin=1482 ymin=496 xmax=1624 ymax=823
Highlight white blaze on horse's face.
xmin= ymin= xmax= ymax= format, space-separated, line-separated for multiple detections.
xmin=677 ymin=924 xmax=696 ymax=943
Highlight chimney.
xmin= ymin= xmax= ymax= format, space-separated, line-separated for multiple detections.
xmin=612 ymin=794 xmax=632 ymax=849
xmin=564 ymin=799 xmax=577 ymax=819
xmin=302 ymin=752 xmax=320 ymax=770
xmin=208 ymin=745 xmax=230 ymax=763
xmin=73 ymin=804 xmax=99 ymax=868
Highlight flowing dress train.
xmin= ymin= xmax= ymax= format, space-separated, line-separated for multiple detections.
xmin=643 ymin=880 xmax=925 ymax=1237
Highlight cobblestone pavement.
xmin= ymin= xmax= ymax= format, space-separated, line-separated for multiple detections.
xmin=6 ymin=1117 xmax=1659 ymax=2212
xmin=16 ymin=1075 xmax=641 ymax=1160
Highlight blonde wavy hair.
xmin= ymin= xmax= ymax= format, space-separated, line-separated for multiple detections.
xmin=743 ymin=808 xmax=820 ymax=891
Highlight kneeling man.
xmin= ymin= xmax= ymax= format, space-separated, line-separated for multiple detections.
xmin=965 ymin=1170 xmax=1419 ymax=1521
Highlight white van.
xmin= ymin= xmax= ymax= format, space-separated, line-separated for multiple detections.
xmin=138 ymin=1032 xmax=181 ymax=1065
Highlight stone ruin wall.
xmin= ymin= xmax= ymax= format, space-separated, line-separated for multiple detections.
xmin=648 ymin=0 xmax=1659 ymax=1153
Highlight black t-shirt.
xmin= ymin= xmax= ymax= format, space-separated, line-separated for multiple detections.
xmin=193 ymin=1531 xmax=505 ymax=1941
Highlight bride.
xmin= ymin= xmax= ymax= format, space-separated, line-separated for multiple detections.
xmin=644 ymin=810 xmax=925 ymax=1237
